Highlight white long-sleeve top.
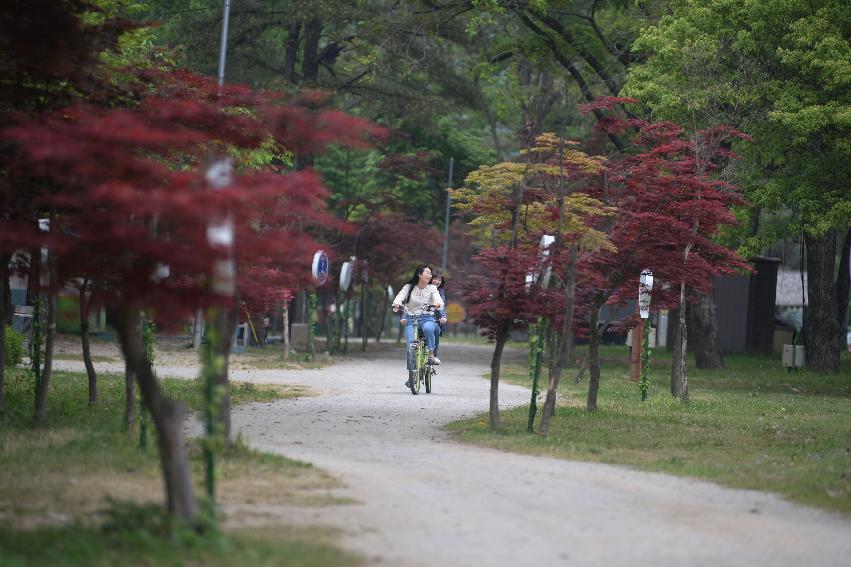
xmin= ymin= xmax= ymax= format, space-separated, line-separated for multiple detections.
xmin=393 ymin=283 xmax=443 ymax=316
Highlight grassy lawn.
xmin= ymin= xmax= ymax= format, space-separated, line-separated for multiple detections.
xmin=448 ymin=345 xmax=851 ymax=515
xmin=0 ymin=368 xmax=360 ymax=566
xmin=438 ymin=333 xmax=527 ymax=348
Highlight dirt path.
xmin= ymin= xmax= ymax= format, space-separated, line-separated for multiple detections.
xmin=56 ymin=343 xmax=851 ymax=566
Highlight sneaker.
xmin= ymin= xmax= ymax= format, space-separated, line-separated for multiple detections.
xmin=405 ymin=378 xmax=413 ymax=388
xmin=429 ymin=356 xmax=441 ymax=365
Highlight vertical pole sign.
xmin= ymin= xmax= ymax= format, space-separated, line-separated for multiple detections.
xmin=527 ymin=234 xmax=554 ymax=432
xmin=638 ymin=269 xmax=654 ymax=401
xmin=202 ymin=157 xmax=234 ymax=507
xmin=308 ymin=250 xmax=328 ymax=360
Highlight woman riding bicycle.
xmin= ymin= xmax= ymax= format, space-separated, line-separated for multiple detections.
xmin=392 ymin=265 xmax=443 ymax=386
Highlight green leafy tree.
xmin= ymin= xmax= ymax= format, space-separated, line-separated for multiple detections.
xmin=624 ymin=0 xmax=851 ymax=373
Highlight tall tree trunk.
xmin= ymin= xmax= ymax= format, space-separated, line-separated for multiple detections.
xmin=25 ymin=247 xmax=40 ymax=307
xmin=35 ymin=245 xmax=57 ymax=422
xmin=686 ymin=291 xmax=724 ymax=369
xmin=539 ymin=246 xmax=577 ymax=436
xmin=489 ymin=321 xmax=510 ymax=429
xmin=210 ymin=304 xmax=237 ymax=447
xmin=586 ymin=302 xmax=602 ymax=412
xmin=192 ymin=310 xmax=203 ymax=350
xmin=79 ymin=281 xmax=98 ymax=404
xmin=124 ymin=357 xmax=136 ymax=442
xmin=361 ymin=282 xmax=371 ymax=351
xmin=804 ymin=230 xmax=840 ymax=373
xmin=301 ymin=17 xmax=322 ymax=84
xmin=674 ymin=282 xmax=690 ymax=400
xmin=375 ymin=289 xmax=388 ymax=343
xmin=282 ymin=301 xmax=290 ymax=360
xmin=836 ymin=228 xmax=851 ymax=355
xmin=669 ymin=306 xmax=683 ymax=397
xmin=110 ymin=305 xmax=195 ymax=523
xmin=0 ymin=253 xmax=8 ymax=415
xmin=284 ymin=21 xmax=302 ymax=83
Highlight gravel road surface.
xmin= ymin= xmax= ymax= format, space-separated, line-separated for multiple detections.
xmin=56 ymin=342 xmax=851 ymax=566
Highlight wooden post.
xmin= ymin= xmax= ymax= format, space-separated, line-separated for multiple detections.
xmin=629 ymin=319 xmax=644 ymax=381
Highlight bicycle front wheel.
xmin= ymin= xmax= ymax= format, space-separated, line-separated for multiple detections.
xmin=411 ymin=367 xmax=421 ymax=395
xmin=425 ymin=365 xmax=432 ymax=394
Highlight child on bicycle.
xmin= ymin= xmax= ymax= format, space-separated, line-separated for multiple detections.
xmin=392 ymin=265 xmax=443 ymax=387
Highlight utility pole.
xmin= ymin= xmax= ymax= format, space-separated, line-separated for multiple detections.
xmin=194 ymin=0 xmax=232 ymax=348
xmin=441 ymin=157 xmax=454 ymax=272
xmin=217 ymin=0 xmax=232 ymax=89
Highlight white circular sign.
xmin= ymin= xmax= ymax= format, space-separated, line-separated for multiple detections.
xmin=312 ymin=250 xmax=329 ymax=286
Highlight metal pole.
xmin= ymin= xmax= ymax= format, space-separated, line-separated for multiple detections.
xmin=217 ymin=0 xmax=232 ymax=89
xmin=441 ymin=157 xmax=454 ymax=272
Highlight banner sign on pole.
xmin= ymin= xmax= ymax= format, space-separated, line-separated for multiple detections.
xmin=639 ymin=269 xmax=654 ymax=319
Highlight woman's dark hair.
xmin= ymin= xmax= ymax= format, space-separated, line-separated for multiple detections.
xmin=431 ymin=271 xmax=446 ymax=290
xmin=402 ymin=264 xmax=432 ymax=304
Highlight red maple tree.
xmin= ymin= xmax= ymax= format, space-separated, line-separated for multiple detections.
xmin=3 ymin=65 xmax=386 ymax=522
xmin=576 ymin=98 xmax=750 ymax=408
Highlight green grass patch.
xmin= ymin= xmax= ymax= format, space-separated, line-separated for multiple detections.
xmin=448 ymin=345 xmax=851 ymax=514
xmin=0 ymin=515 xmax=359 ymax=567
xmin=438 ymin=333 xmax=528 ymax=348
xmin=0 ymin=368 xmax=356 ymax=566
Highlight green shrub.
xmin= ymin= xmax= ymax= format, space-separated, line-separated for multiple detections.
xmin=4 ymin=325 xmax=24 ymax=367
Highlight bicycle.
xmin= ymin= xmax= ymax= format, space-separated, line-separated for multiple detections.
xmin=402 ymin=306 xmax=436 ymax=396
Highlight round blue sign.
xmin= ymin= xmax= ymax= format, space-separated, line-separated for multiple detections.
xmin=312 ymin=250 xmax=329 ymax=286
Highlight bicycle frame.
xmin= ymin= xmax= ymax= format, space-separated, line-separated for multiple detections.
xmin=403 ymin=309 xmax=435 ymax=395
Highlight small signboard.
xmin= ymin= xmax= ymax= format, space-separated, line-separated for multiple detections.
xmin=445 ymin=302 xmax=466 ymax=324
xmin=312 ymin=250 xmax=329 ymax=286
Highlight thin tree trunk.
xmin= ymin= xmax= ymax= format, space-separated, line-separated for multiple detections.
xmin=0 ymin=253 xmax=10 ymax=415
xmin=110 ymin=305 xmax=195 ymax=523
xmin=282 ymin=301 xmax=290 ymax=360
xmin=79 ymin=281 xmax=98 ymax=404
xmin=586 ymin=302 xmax=602 ymax=411
xmin=361 ymin=282 xmax=368 ymax=351
xmin=35 ymin=245 xmax=57 ymax=422
xmin=539 ymin=246 xmax=577 ymax=436
xmin=210 ymin=304 xmax=237 ymax=447
xmin=2 ymin=255 xmax=10 ymax=326
xmin=678 ymin=282 xmax=690 ymax=399
xmin=669 ymin=306 xmax=683 ymax=397
xmin=124 ymin=357 xmax=136 ymax=441
xmin=192 ymin=309 xmax=203 ymax=350
xmin=489 ymin=321 xmax=510 ymax=429
xmin=804 ymin=230 xmax=840 ymax=372
xmin=25 ymin=247 xmax=40 ymax=307
xmin=323 ymin=287 xmax=332 ymax=355
xmin=284 ymin=21 xmax=302 ymax=83
xmin=686 ymin=291 xmax=724 ymax=369
xmin=836 ymin=228 xmax=851 ymax=355
xmin=375 ymin=289 xmax=388 ymax=343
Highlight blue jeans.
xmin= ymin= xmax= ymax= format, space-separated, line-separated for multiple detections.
xmin=405 ymin=315 xmax=438 ymax=352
